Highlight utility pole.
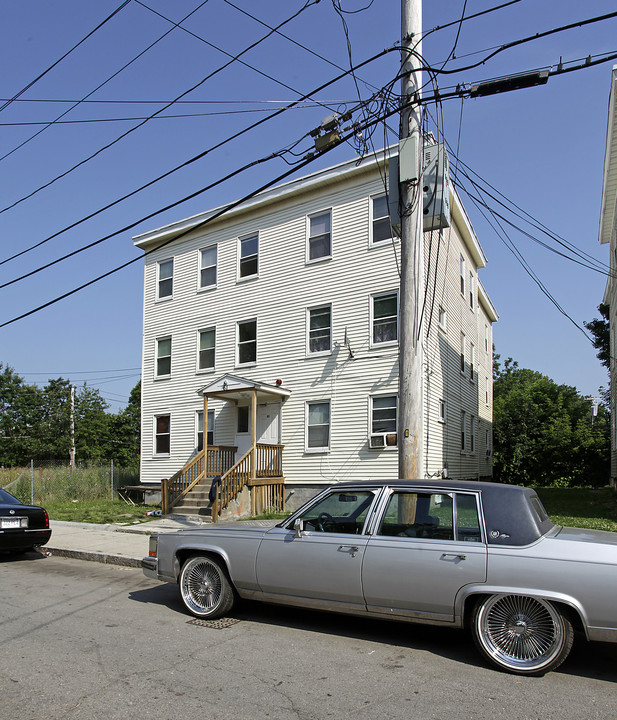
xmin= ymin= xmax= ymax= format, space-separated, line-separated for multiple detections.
xmin=398 ymin=0 xmax=424 ymax=479
xmin=69 ymin=384 xmax=76 ymax=470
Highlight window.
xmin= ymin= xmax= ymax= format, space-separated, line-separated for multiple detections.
xmin=372 ymin=292 xmax=398 ymax=345
xmin=308 ymin=305 xmax=331 ymax=354
xmin=469 ymin=270 xmax=474 ymax=309
xmin=460 ymin=256 xmax=465 ymax=296
xmin=470 ymin=343 xmax=475 ymax=380
xmin=484 ymin=323 xmax=489 ymax=353
xmin=307 ymin=401 xmax=330 ymax=451
xmin=438 ymin=305 xmax=446 ymax=331
xmin=460 ymin=333 xmax=465 ymax=373
xmin=461 ymin=411 xmax=466 ymax=451
xmin=485 ymin=377 xmax=490 ymax=405
xmin=308 ymin=210 xmax=331 ymax=261
xmin=237 ymin=319 xmax=257 ymax=365
xmin=470 ymin=415 xmax=476 ymax=453
xmin=455 ymin=494 xmax=482 ymax=542
xmin=157 ymin=259 xmax=173 ymax=300
xmin=371 ymin=194 xmax=391 ymax=244
xmin=239 ymin=234 xmax=258 ymax=278
xmin=156 ymin=337 xmax=171 ymax=378
xmin=155 ymin=414 xmax=170 ymax=455
xmin=237 ymin=405 xmax=249 ymax=434
xmin=438 ymin=399 xmax=446 ymax=423
xmin=197 ymin=410 xmax=215 ymax=450
xmin=295 ymin=490 xmax=376 ymax=534
xmin=370 ymin=395 xmax=397 ymax=447
xmin=198 ymin=328 xmax=215 ymax=371
xmin=377 ymin=491 xmax=454 ymax=541
xmin=199 ymin=245 xmax=217 ymax=289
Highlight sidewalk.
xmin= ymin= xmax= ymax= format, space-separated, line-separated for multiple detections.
xmin=46 ymin=516 xmax=278 ymax=568
xmin=46 ymin=515 xmax=211 ymax=568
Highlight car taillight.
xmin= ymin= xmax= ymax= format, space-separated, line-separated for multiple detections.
xmin=148 ymin=535 xmax=158 ymax=558
xmin=44 ymin=510 xmax=49 ymax=528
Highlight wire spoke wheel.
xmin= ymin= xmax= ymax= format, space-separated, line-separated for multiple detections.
xmin=472 ymin=594 xmax=573 ymax=675
xmin=179 ymin=555 xmax=234 ymax=618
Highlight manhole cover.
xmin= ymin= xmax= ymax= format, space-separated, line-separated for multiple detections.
xmin=187 ymin=617 xmax=241 ymax=629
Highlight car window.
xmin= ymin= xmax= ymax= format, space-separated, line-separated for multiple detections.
xmin=376 ymin=492 xmax=454 ymax=540
xmin=455 ymin=493 xmax=482 ymax=542
xmin=296 ymin=491 xmax=376 ymax=534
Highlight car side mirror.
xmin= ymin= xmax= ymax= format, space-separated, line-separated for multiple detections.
xmin=294 ymin=518 xmax=304 ymax=538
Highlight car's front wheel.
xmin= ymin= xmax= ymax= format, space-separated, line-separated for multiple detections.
xmin=179 ymin=555 xmax=235 ymax=619
xmin=471 ymin=594 xmax=573 ymax=675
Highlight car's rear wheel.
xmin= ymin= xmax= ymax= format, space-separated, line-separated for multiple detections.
xmin=179 ymin=555 xmax=235 ymax=619
xmin=471 ymin=594 xmax=573 ymax=675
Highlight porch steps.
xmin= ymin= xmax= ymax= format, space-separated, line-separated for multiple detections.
xmin=171 ymin=484 xmax=213 ymax=518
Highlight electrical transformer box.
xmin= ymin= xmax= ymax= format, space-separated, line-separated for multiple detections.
xmin=387 ymin=141 xmax=451 ymax=236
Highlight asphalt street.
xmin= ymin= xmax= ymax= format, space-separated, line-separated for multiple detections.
xmin=1 ymin=553 xmax=616 ymax=720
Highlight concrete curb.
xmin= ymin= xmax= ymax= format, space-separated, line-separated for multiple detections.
xmin=46 ymin=545 xmax=142 ymax=568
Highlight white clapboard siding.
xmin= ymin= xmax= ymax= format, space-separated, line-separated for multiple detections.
xmin=137 ymin=150 xmax=496 ymax=486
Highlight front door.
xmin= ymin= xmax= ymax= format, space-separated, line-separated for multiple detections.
xmin=235 ymin=402 xmax=281 ymax=462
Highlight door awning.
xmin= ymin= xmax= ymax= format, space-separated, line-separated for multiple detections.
xmin=197 ymin=373 xmax=291 ymax=403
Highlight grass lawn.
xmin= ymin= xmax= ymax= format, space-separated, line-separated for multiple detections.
xmin=46 ymin=500 xmax=159 ymax=525
xmin=534 ymin=486 xmax=617 ymax=533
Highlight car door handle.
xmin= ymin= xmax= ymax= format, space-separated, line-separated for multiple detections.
xmin=338 ymin=545 xmax=360 ymax=557
xmin=441 ymin=553 xmax=466 ymax=561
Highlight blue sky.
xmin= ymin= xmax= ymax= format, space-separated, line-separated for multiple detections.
xmin=1 ymin=0 xmax=615 ymax=412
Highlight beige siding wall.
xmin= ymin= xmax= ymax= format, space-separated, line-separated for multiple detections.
xmin=139 ymin=161 xmax=494 ymax=486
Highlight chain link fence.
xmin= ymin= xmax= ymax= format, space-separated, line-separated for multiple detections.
xmin=0 ymin=461 xmax=139 ymax=505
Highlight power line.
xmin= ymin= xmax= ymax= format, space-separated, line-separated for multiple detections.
xmin=0 ymin=46 xmax=397 ymax=271
xmin=0 ymin=0 xmax=210 ymax=164
xmin=0 ymin=0 xmax=321 ymax=215
xmin=0 ymin=92 xmax=407 ymax=328
xmin=0 ymin=0 xmax=132 ymax=114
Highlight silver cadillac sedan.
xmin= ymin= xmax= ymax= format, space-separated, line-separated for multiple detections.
xmin=142 ymin=480 xmax=617 ymax=675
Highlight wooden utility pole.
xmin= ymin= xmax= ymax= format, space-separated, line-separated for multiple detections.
xmin=69 ymin=384 xmax=76 ymax=469
xmin=398 ymin=0 xmax=424 ymax=479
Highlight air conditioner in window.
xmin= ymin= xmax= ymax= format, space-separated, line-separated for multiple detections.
xmin=369 ymin=433 xmax=397 ymax=448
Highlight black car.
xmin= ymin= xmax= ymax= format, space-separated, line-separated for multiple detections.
xmin=0 ymin=487 xmax=51 ymax=553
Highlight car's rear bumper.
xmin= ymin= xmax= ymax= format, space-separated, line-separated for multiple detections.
xmin=0 ymin=528 xmax=51 ymax=551
xmin=142 ymin=556 xmax=158 ymax=579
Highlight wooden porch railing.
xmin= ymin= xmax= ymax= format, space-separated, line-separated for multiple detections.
xmin=211 ymin=443 xmax=285 ymax=521
xmin=161 ymin=445 xmax=236 ymax=515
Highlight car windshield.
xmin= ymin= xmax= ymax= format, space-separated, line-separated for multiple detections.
xmin=0 ymin=488 xmax=21 ymax=504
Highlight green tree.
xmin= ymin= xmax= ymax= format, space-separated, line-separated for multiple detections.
xmin=0 ymin=363 xmax=42 ymax=465
xmin=107 ymin=380 xmax=141 ymax=470
xmin=493 ymin=357 xmax=610 ymax=487
xmin=584 ymin=303 xmax=610 ymax=371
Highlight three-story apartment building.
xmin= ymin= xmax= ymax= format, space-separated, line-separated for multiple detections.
xmin=134 ymin=147 xmax=497 ymax=514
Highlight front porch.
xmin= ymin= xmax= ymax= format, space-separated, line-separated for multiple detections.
xmin=161 ymin=374 xmax=290 ymax=521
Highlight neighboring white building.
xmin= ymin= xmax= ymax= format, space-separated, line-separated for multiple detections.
xmin=600 ymin=65 xmax=617 ymax=484
xmin=134 ymin=147 xmax=497 ymax=515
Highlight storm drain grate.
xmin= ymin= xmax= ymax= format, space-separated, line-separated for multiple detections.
xmin=187 ymin=617 xmax=242 ymax=629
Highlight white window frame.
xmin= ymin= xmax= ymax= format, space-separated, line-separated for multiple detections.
xmin=305 ymin=400 xmax=331 ymax=452
xmin=438 ymin=399 xmax=446 ymax=423
xmin=369 ymin=193 xmax=393 ymax=246
xmin=469 ymin=270 xmax=474 ymax=309
xmin=470 ymin=415 xmax=476 ymax=454
xmin=197 ymin=327 xmax=216 ymax=373
xmin=371 ymin=290 xmax=399 ymax=347
xmin=155 ymin=336 xmax=171 ymax=379
xmin=484 ymin=323 xmax=490 ymax=353
xmin=196 ymin=409 xmax=215 ymax=451
xmin=485 ymin=377 xmax=490 ymax=406
xmin=157 ymin=258 xmax=174 ymax=301
xmin=460 ymin=332 xmax=466 ymax=374
xmin=154 ymin=413 xmax=171 ymax=456
xmin=238 ymin=233 xmax=259 ymax=280
xmin=306 ymin=209 xmax=332 ymax=263
xmin=369 ymin=393 xmax=398 ymax=449
xmin=470 ymin=342 xmax=475 ymax=381
xmin=438 ymin=305 xmax=447 ymax=332
xmin=237 ymin=318 xmax=257 ymax=367
xmin=459 ymin=255 xmax=465 ymax=297
xmin=198 ymin=245 xmax=217 ymax=291
xmin=461 ymin=411 xmax=466 ymax=452
xmin=307 ymin=304 xmax=332 ymax=356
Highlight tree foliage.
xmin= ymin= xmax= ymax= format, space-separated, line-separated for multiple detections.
xmin=584 ymin=303 xmax=610 ymax=371
xmin=493 ymin=356 xmax=610 ymax=487
xmin=0 ymin=363 xmax=140 ymax=468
